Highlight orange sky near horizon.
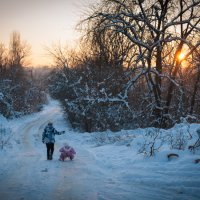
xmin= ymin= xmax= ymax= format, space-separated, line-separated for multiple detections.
xmin=0 ymin=0 xmax=98 ymax=67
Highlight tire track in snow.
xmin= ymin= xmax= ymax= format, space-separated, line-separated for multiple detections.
xmin=50 ymin=145 xmax=106 ymax=200
xmin=0 ymin=100 xmax=70 ymax=200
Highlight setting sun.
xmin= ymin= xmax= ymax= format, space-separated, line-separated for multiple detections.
xmin=178 ymin=52 xmax=185 ymax=61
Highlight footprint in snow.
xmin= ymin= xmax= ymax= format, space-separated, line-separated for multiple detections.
xmin=41 ymin=168 xmax=48 ymax=172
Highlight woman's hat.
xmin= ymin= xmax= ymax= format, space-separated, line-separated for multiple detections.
xmin=48 ymin=121 xmax=53 ymax=125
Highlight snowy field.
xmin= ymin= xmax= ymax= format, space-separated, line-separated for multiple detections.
xmin=0 ymin=99 xmax=200 ymax=200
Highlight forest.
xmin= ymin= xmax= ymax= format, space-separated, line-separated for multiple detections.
xmin=1 ymin=0 xmax=200 ymax=132
xmin=0 ymin=31 xmax=47 ymax=118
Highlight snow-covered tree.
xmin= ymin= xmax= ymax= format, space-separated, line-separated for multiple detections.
xmin=0 ymin=32 xmax=47 ymax=118
xmin=48 ymin=0 xmax=200 ymax=131
xmin=82 ymin=0 xmax=200 ymax=127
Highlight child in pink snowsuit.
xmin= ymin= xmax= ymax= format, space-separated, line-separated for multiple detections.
xmin=59 ymin=143 xmax=76 ymax=161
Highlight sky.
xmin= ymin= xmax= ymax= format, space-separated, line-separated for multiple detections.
xmin=0 ymin=0 xmax=98 ymax=66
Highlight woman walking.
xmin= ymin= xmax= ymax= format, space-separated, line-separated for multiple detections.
xmin=42 ymin=121 xmax=65 ymax=160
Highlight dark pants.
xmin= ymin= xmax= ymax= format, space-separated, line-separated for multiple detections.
xmin=46 ymin=143 xmax=54 ymax=160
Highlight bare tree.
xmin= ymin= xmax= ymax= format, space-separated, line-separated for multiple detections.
xmin=9 ymin=31 xmax=31 ymax=68
xmin=6 ymin=31 xmax=31 ymax=83
xmin=83 ymin=0 xmax=200 ymax=127
xmin=47 ymin=0 xmax=200 ymax=131
xmin=0 ymin=43 xmax=6 ymax=76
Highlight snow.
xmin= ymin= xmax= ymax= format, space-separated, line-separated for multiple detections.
xmin=0 ymin=114 xmax=8 ymax=125
xmin=0 ymin=92 xmax=4 ymax=100
xmin=0 ymin=98 xmax=200 ymax=200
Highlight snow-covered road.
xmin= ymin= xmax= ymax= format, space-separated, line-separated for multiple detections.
xmin=0 ymin=99 xmax=200 ymax=200
xmin=0 ymin=99 xmax=106 ymax=200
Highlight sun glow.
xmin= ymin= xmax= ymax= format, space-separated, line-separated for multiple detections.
xmin=178 ymin=52 xmax=185 ymax=61
xmin=177 ymin=51 xmax=189 ymax=68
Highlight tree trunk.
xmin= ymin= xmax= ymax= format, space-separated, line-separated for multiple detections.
xmin=190 ymin=65 xmax=200 ymax=114
xmin=163 ymin=43 xmax=184 ymax=127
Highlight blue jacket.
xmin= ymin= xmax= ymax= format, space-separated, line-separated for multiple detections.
xmin=42 ymin=124 xmax=64 ymax=144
